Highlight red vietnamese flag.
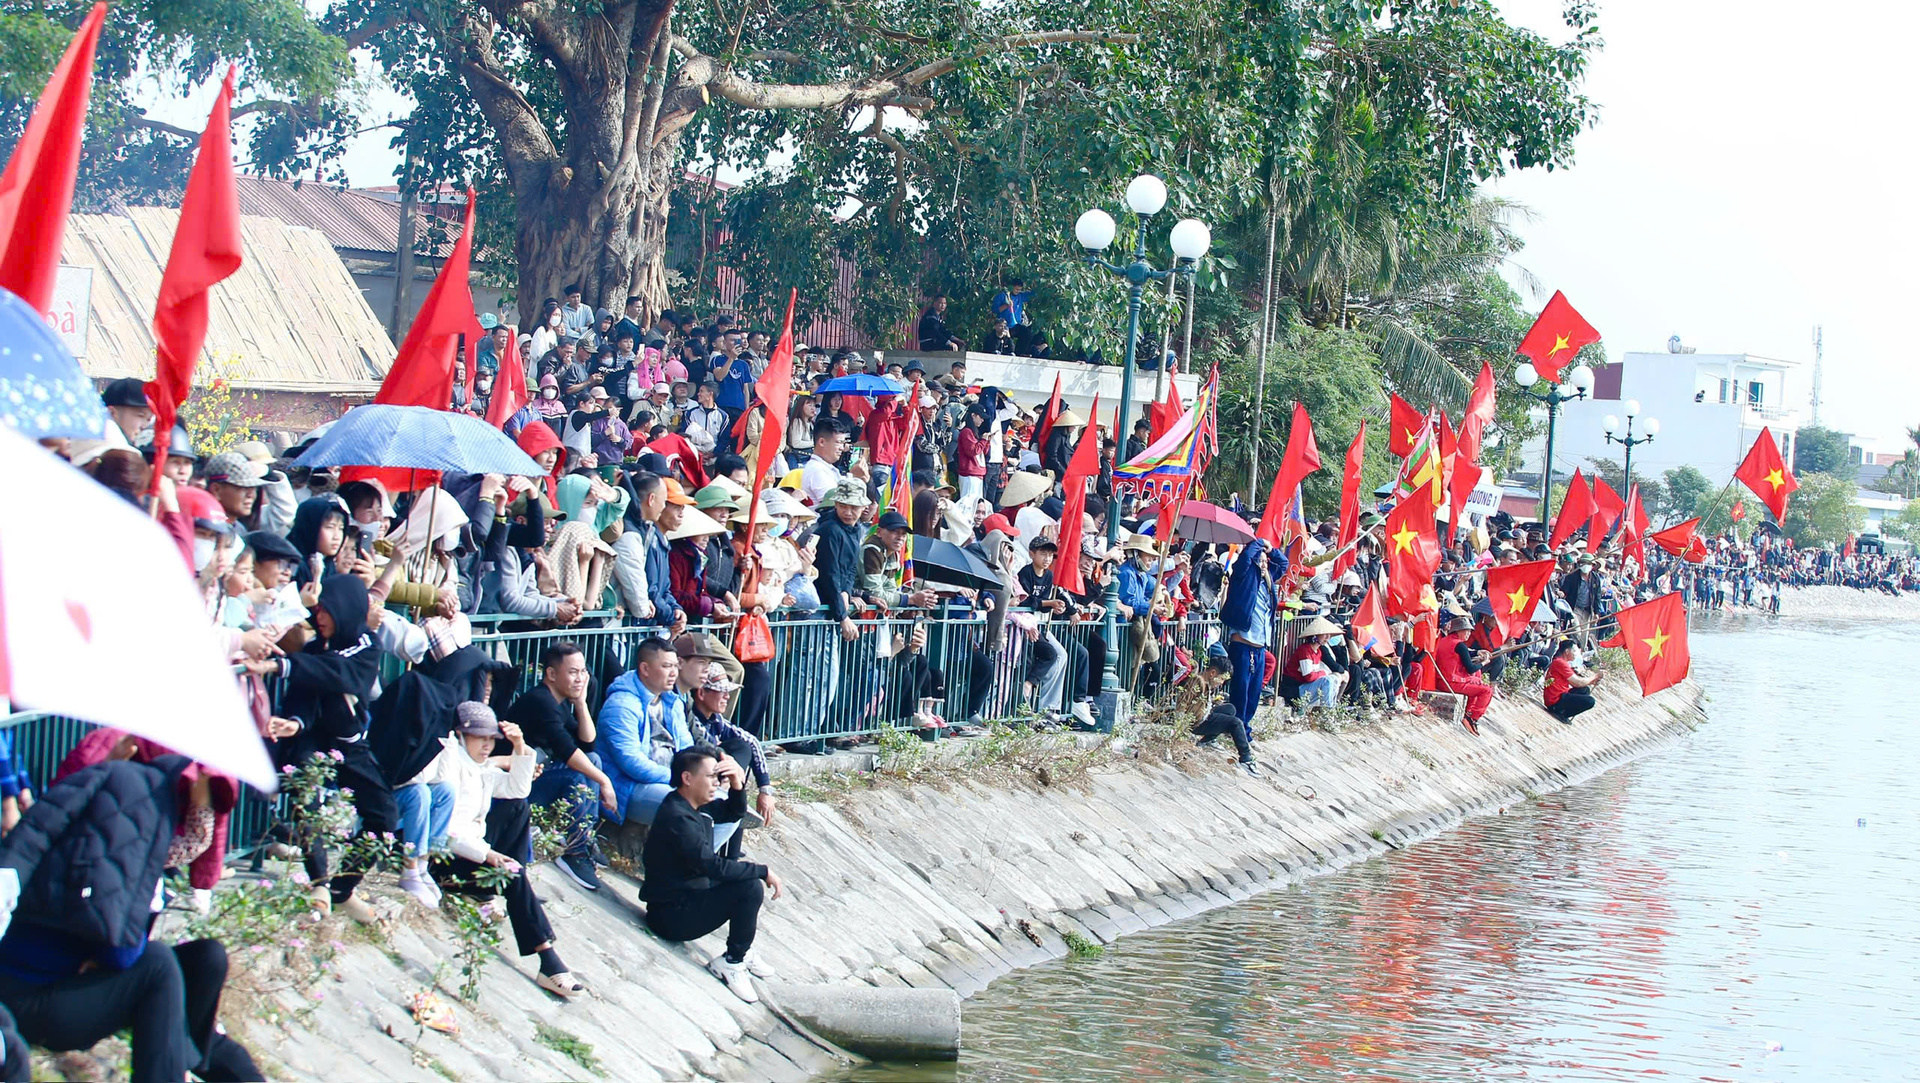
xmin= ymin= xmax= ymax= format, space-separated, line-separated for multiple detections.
xmin=1650 ymin=517 xmax=1700 ymax=557
xmin=1588 ymin=476 xmax=1626 ymax=541
xmin=1255 ymin=402 xmax=1321 ymax=546
xmin=1602 ymin=591 xmax=1691 ymax=696
xmin=147 ymin=67 xmax=242 ymax=491
xmin=1550 ymin=468 xmax=1594 ymax=548
xmin=1733 ymin=427 xmax=1798 ymax=521
xmin=485 ymin=331 xmax=527 ymax=428
xmin=1389 ymin=394 xmax=1426 ymax=459
xmin=1331 ymin=422 xmax=1367 ymax=578
xmin=891 ymin=376 xmax=923 ymax=524
xmin=1149 ymin=377 xmax=1184 ymax=443
xmin=1684 ymin=536 xmax=1709 ymax=563
xmin=1349 ymin=585 xmax=1393 ymax=658
xmin=1435 ymin=411 xmax=1457 ymax=471
xmin=1033 ymin=373 xmax=1064 ymax=449
xmin=0 ymin=3 xmax=105 ymax=314
xmin=1483 ymin=558 xmax=1556 ymax=645
xmin=376 ymin=191 xmax=477 ymax=409
xmin=1053 ymin=393 xmax=1102 ymax=595
xmin=1517 ymin=290 xmax=1601 ymax=383
xmin=1730 ymin=499 xmax=1747 ymax=522
xmin=1383 ymin=487 xmax=1441 ymax=618
xmin=1457 ymin=362 xmax=1496 ymax=463
xmin=1619 ymin=483 xmax=1650 ymax=570
xmin=748 ymin=289 xmax=797 ymax=498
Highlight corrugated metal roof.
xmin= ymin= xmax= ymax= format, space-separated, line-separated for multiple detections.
xmin=232 ymin=175 xmax=454 ymax=259
xmin=62 ymin=207 xmax=395 ymax=392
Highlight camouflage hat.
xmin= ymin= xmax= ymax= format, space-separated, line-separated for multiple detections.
xmin=821 ymin=478 xmax=872 ymax=508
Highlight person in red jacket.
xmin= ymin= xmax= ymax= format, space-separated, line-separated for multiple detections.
xmin=954 ymin=407 xmax=990 ymax=509
xmin=864 ymin=393 xmax=911 ymax=489
xmin=1432 ymin=614 xmax=1494 ymax=732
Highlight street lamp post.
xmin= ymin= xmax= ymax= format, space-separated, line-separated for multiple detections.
xmin=1604 ymin=399 xmax=1659 ymax=491
xmin=1514 ymin=361 xmax=1595 ymax=522
xmin=1075 ymin=174 xmax=1210 ymax=729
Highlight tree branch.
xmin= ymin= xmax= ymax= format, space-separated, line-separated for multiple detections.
xmin=456 ymin=15 xmax=560 ymax=180
xmin=134 ymin=116 xmax=201 ymax=140
xmin=900 ymin=30 xmax=1140 ymax=86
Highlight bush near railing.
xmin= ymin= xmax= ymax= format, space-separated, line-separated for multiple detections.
xmin=0 ymin=611 xmax=1226 ymax=857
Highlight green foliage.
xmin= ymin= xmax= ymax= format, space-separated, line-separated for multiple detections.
xmin=1791 ymin=425 xmax=1852 ymax=477
xmin=534 ymin=1023 xmax=604 ymax=1077
xmin=1661 ymin=465 xmax=1714 ymax=524
xmin=440 ymin=890 xmax=505 ymax=1004
xmin=1581 ymin=456 xmax=1664 ymax=523
xmin=1779 ymin=471 xmax=1865 ymax=548
xmin=1209 ymin=325 xmax=1393 ymax=514
xmin=1061 ymin=929 xmax=1105 ymax=957
xmin=1879 ymin=499 xmax=1920 ymax=541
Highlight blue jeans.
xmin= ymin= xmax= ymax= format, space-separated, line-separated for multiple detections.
xmin=394 ymin=781 xmax=453 ymax=859
xmin=1227 ymin=640 xmax=1269 ymax=725
xmin=528 ymin=751 xmax=603 ymax=857
xmin=1299 ymin=675 xmax=1335 ymax=707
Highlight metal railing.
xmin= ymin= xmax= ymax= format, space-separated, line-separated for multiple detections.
xmin=0 ymin=610 xmax=1227 ymax=854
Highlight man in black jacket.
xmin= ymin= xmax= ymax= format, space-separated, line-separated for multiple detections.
xmin=642 ymin=746 xmax=784 ymax=1003
xmin=511 ymin=641 xmax=619 ymax=892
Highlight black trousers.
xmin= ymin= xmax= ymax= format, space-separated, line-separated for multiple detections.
xmin=286 ymin=740 xmax=398 ymax=904
xmin=1547 ymin=688 xmax=1596 ymax=721
xmin=736 ymin=660 xmax=771 ymax=738
xmin=434 ymin=798 xmax=555 ymax=957
xmin=647 ymin=878 xmax=765 ymax=962
xmin=0 ymin=939 xmax=220 ymax=1083
xmin=1192 ymin=706 xmax=1253 ymax=763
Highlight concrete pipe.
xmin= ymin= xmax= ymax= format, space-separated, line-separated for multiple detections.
xmin=762 ymin=983 xmax=961 ymax=1061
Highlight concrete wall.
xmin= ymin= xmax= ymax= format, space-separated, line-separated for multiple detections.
xmin=222 ymin=674 xmax=1707 ymax=1082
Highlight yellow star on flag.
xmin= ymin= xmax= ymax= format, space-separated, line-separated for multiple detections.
xmin=1546 ymin=332 xmax=1572 ymax=358
xmin=1504 ymin=585 xmax=1531 ymax=612
xmin=1391 ymin=523 xmax=1419 ymax=555
xmin=1765 ymin=468 xmax=1785 ymax=491
xmin=1643 ymin=626 xmax=1670 ymax=659
xmin=1403 ymin=427 xmax=1422 ymax=448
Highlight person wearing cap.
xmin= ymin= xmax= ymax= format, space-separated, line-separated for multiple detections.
xmin=1017 ymin=537 xmax=1096 ymax=727
xmin=683 ymin=666 xmax=774 ymax=841
xmin=99 ymin=377 xmax=154 ymax=445
xmin=861 ymin=510 xmax=938 ymax=612
xmin=201 ymin=448 xmax=273 ymax=530
xmin=413 ymin=701 xmax=582 ymax=996
xmin=816 ymin=479 xmax=872 ymax=642
xmin=150 ymin=425 xmax=198 ymax=489
xmin=1284 ymin=617 xmax=1342 ymax=708
xmin=1433 ymin=613 xmax=1494 ymax=729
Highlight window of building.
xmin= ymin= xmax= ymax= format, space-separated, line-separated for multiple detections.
xmin=1748 ymin=380 xmax=1764 ymax=406
xmin=1718 ymin=377 xmax=1730 ymax=403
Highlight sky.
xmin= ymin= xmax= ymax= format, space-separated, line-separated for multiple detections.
xmin=1490 ymin=0 xmax=1920 ymax=447
xmin=138 ymin=3 xmax=1920 ymax=445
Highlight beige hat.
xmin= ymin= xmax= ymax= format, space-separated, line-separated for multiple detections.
xmin=726 ymin=503 xmax=780 ymax=527
xmin=997 ymin=471 xmax=1051 ymax=509
xmin=1052 ymin=408 xmax=1087 ymax=428
xmin=666 ymin=506 xmax=728 ymax=541
xmin=1119 ymin=533 xmax=1160 ymax=556
xmin=231 ymin=440 xmax=275 ymax=464
xmin=709 ymin=476 xmax=751 ymax=502
xmin=822 ymin=478 xmax=872 ymax=507
xmin=1300 ymin=616 xmax=1342 ymax=638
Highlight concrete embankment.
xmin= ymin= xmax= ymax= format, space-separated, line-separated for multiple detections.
xmin=1774 ymin=584 xmax=1920 ymax=623
xmin=224 ymin=677 xmax=1703 ymax=1082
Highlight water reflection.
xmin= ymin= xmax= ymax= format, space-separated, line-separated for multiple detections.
xmin=833 ymin=621 xmax=1920 ymax=1082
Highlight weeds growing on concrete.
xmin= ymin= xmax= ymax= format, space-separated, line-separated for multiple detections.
xmin=535 ymin=1023 xmax=604 ymax=1076
xmin=1061 ymin=929 xmax=1105 ymax=957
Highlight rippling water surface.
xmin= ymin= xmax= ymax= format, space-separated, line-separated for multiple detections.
xmin=836 ymin=619 xmax=1920 ymax=1082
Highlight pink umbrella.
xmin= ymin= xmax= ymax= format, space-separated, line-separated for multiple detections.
xmin=1135 ymin=499 xmax=1255 ymax=545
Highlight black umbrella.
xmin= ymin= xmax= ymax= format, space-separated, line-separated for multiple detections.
xmin=909 ymin=534 xmax=1002 ymax=592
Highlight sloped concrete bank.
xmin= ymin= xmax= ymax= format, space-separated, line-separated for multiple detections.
xmin=1775 ymin=584 xmax=1920 ymax=622
xmin=224 ymin=676 xmax=1703 ymax=1082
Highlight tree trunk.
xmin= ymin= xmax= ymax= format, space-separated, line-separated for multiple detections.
xmin=510 ymin=131 xmax=681 ymax=326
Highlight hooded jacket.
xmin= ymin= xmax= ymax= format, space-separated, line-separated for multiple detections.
xmin=515 ymin=422 xmax=565 ymax=509
xmin=54 ymin=731 xmax=238 ymax=892
xmin=598 ymin=670 xmax=691 ymax=821
xmin=278 ymin=574 xmax=379 ymax=745
xmin=287 ymin=495 xmax=349 ymax=586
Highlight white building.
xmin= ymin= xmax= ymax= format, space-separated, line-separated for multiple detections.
xmin=1520 ymin=346 xmax=1801 ymax=487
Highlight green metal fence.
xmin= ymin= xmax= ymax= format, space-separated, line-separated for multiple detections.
xmin=0 ymin=611 xmax=1225 ymax=854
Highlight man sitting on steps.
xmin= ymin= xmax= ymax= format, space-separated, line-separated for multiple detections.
xmin=642 ymin=745 xmax=784 ymax=1003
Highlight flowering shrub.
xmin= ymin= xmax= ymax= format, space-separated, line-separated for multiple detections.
xmin=179 ymin=351 xmax=269 ymax=456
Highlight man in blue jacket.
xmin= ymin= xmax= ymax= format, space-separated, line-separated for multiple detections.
xmin=1220 ymin=538 xmax=1289 ymax=732
xmin=598 ymin=638 xmax=692 ymax=826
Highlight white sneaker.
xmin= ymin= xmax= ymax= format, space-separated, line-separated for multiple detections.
xmin=741 ymin=948 xmax=777 ymax=978
xmin=399 ymin=872 xmax=440 ymax=909
xmin=1070 ymin=701 xmax=1096 ymax=728
xmin=709 ymin=956 xmax=760 ymax=1002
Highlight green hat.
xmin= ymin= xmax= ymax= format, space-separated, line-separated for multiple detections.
xmin=692 ymin=483 xmax=740 ymax=512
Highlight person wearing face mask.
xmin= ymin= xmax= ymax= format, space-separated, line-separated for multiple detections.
xmin=468 ymin=368 xmax=494 ymax=418
xmin=535 ymin=373 xmax=568 ymax=423
xmin=336 ymin=480 xmax=396 ymax=540
xmin=529 ymin=303 xmax=565 ymax=363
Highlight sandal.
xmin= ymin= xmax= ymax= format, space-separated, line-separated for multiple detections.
xmin=536 ymin=971 xmax=585 ymax=998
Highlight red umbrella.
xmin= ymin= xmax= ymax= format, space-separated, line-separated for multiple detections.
xmin=1135 ymin=499 xmax=1255 ymax=545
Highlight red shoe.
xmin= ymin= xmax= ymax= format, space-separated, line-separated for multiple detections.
xmin=1462 ymin=716 xmax=1479 ymax=736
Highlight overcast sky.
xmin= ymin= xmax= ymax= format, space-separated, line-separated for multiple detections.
xmin=145 ymin=3 xmax=1915 ymax=444
xmin=1492 ymin=0 xmax=1918 ymax=447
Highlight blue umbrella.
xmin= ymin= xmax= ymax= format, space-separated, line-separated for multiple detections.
xmin=292 ymin=403 xmax=546 ymax=476
xmin=816 ymin=374 xmax=904 ymax=398
xmin=0 ymin=286 xmax=110 ymax=439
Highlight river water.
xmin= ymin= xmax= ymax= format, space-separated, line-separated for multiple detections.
xmin=837 ymin=618 xmax=1920 ymax=1082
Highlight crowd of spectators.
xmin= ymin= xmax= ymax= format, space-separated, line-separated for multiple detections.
xmin=7 ymin=299 xmax=1920 ymax=1078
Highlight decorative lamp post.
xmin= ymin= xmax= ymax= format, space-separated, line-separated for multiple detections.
xmin=1604 ymin=399 xmax=1657 ymax=490
xmin=1075 ymin=175 xmax=1209 ymax=727
xmin=1515 ymin=360 xmax=1594 ymax=521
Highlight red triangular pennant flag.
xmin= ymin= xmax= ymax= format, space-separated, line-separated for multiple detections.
xmin=1033 ymin=374 xmax=1064 ymax=449
xmin=1349 ymin=585 xmax=1393 ymax=658
xmin=376 ymin=191 xmax=478 ymax=410
xmin=1255 ymin=402 xmax=1321 ymax=546
xmin=1650 ymin=517 xmax=1699 ymax=558
xmin=147 ymin=66 xmax=242 ymax=490
xmin=485 ymin=331 xmax=527 ymax=428
xmin=0 ymin=3 xmax=105 ymax=314
xmin=1550 ymin=469 xmax=1594 ymax=548
xmin=1516 ymin=290 xmax=1601 ymax=383
xmin=1053 ymin=393 xmax=1102 ymax=596
xmin=1733 ymin=427 xmax=1798 ymax=522
xmin=1588 ymin=477 xmax=1626 ymax=541
xmin=1332 ymin=422 xmax=1367 ymax=578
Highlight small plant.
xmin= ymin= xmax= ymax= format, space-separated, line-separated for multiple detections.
xmin=1061 ymin=929 xmax=1105 ymax=958
xmin=529 ymin=783 xmax=596 ymax=863
xmin=1369 ymin=828 xmax=1385 ymax=841
xmin=874 ymin=722 xmax=929 ymax=778
xmin=440 ymin=866 xmax=512 ymax=1003
xmin=536 ymin=1022 xmax=604 ymax=1076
